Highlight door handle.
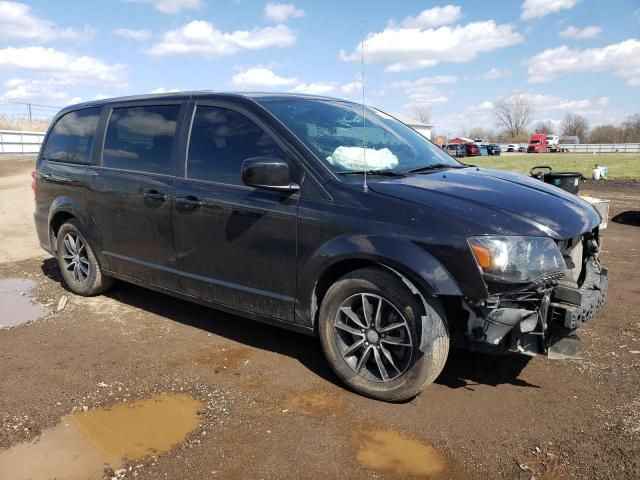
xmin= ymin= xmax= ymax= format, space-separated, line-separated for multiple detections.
xmin=43 ymin=173 xmax=71 ymax=185
xmin=143 ymin=190 xmax=167 ymax=201
xmin=176 ymin=195 xmax=203 ymax=209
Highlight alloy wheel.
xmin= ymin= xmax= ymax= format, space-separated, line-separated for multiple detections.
xmin=333 ymin=293 xmax=413 ymax=382
xmin=61 ymin=232 xmax=90 ymax=283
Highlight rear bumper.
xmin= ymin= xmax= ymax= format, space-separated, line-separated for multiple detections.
xmin=34 ymin=210 xmax=53 ymax=254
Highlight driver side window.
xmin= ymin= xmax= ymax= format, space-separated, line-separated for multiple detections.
xmin=187 ymin=105 xmax=284 ymax=185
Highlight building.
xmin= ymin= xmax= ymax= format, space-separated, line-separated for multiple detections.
xmin=447 ymin=137 xmax=474 ymax=144
xmin=392 ymin=113 xmax=433 ymax=140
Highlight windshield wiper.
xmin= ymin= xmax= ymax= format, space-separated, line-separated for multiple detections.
xmin=403 ymin=163 xmax=465 ymax=174
xmin=336 ymin=169 xmax=406 ymax=177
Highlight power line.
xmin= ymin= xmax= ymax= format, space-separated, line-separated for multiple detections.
xmin=0 ymin=99 xmax=63 ymax=109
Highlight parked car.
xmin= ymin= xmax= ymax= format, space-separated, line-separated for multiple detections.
xmin=464 ymin=143 xmax=481 ymax=156
xmin=486 ymin=144 xmax=502 ymax=156
xmin=34 ymin=92 xmax=608 ymax=402
xmin=518 ymin=146 xmax=527 ymax=152
xmin=446 ymin=143 xmax=467 ymax=158
xmin=478 ymin=145 xmax=489 ymax=156
xmin=507 ymin=144 xmax=518 ymax=152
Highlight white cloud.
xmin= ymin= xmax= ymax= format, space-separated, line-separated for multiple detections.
xmin=521 ymin=0 xmax=580 ymax=21
xmin=400 ymin=5 xmax=462 ymax=28
xmin=290 ymin=82 xmax=336 ymax=95
xmin=0 ymin=78 xmax=82 ymax=106
xmin=114 ymin=28 xmax=152 ymax=40
xmin=470 ymin=100 xmax=495 ymax=111
xmin=388 ymin=75 xmax=458 ymax=88
xmin=388 ymin=76 xmax=455 ymax=110
xmin=0 ymin=1 xmax=94 ymax=43
xmin=0 ymin=46 xmax=128 ymax=86
xmin=340 ymin=20 xmax=522 ymax=72
xmin=480 ymin=67 xmax=508 ymax=80
xmin=148 ymin=21 xmax=297 ymax=58
xmin=150 ymin=87 xmax=181 ymax=94
xmin=264 ymin=3 xmax=305 ymax=23
xmin=341 ymin=81 xmax=363 ymax=95
xmin=596 ymin=96 xmax=609 ymax=106
xmin=527 ymin=39 xmax=640 ymax=86
xmin=231 ymin=67 xmax=298 ymax=89
xmin=125 ymin=0 xmax=201 ymax=14
xmin=559 ymin=25 xmax=601 ymax=39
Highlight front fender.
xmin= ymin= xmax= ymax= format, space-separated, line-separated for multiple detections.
xmin=298 ymin=234 xmax=463 ymax=327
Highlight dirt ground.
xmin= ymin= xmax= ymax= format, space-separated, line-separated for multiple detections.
xmin=0 ymin=156 xmax=639 ymax=479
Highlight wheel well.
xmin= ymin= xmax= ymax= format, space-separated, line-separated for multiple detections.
xmin=49 ymin=211 xmax=75 ymax=249
xmin=311 ymin=259 xmax=430 ymax=330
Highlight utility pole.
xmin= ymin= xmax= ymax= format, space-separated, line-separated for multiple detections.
xmin=27 ymin=103 xmax=32 ymax=127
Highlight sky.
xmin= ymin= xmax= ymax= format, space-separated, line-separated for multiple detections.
xmin=0 ymin=0 xmax=638 ymax=135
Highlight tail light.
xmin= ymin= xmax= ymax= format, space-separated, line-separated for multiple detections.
xmin=31 ymin=169 xmax=37 ymax=198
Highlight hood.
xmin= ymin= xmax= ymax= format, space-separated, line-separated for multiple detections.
xmin=369 ymin=167 xmax=600 ymax=239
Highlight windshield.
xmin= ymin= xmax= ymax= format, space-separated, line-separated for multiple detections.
xmin=530 ymin=139 xmax=541 ymax=144
xmin=257 ymin=98 xmax=461 ymax=179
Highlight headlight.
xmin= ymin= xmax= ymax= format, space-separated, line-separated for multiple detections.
xmin=468 ymin=236 xmax=566 ymax=284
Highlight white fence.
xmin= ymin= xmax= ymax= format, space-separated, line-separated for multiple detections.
xmin=0 ymin=130 xmax=44 ymax=154
xmin=499 ymin=142 xmax=640 ymax=153
xmin=561 ymin=143 xmax=640 ymax=153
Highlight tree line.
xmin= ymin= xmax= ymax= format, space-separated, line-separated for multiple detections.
xmin=458 ymin=94 xmax=640 ymax=144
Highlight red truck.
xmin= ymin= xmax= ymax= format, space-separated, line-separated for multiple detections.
xmin=527 ymin=134 xmax=547 ymax=153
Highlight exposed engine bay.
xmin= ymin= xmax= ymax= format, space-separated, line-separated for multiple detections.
xmin=460 ymin=229 xmax=608 ymax=358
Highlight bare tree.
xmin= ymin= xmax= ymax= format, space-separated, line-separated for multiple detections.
xmin=621 ymin=113 xmax=640 ymax=142
xmin=589 ymin=124 xmax=622 ymax=144
xmin=494 ymin=94 xmax=534 ymax=138
xmin=411 ymin=106 xmax=431 ymax=125
xmin=467 ymin=127 xmax=494 ymax=141
xmin=533 ymin=121 xmax=554 ymax=134
xmin=561 ymin=114 xmax=589 ymax=142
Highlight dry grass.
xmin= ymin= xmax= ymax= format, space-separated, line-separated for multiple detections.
xmin=0 ymin=115 xmax=50 ymax=132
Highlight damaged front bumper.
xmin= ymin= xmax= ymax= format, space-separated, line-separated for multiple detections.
xmin=462 ymin=256 xmax=608 ymax=357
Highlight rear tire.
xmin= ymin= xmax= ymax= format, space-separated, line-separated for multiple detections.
xmin=56 ymin=219 xmax=113 ymax=296
xmin=318 ymin=267 xmax=449 ymax=402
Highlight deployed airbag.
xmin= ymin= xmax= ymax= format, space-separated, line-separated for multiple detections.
xmin=327 ymin=146 xmax=399 ymax=171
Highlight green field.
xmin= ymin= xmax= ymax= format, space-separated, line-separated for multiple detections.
xmin=471 ymin=153 xmax=640 ymax=180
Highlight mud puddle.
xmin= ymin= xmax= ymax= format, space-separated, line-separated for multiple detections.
xmin=0 ymin=393 xmax=203 ymax=480
xmin=353 ymin=429 xmax=448 ymax=478
xmin=0 ymin=278 xmax=50 ymax=328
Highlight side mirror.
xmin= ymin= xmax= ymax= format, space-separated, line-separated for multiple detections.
xmin=241 ymin=157 xmax=299 ymax=192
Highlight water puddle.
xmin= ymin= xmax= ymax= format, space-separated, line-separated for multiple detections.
xmin=353 ymin=429 xmax=447 ymax=478
xmin=0 ymin=278 xmax=50 ymax=328
xmin=0 ymin=393 xmax=203 ymax=480
xmin=282 ymin=391 xmax=342 ymax=417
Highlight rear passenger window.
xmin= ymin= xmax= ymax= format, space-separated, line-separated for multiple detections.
xmin=102 ymin=105 xmax=180 ymax=175
xmin=187 ymin=106 xmax=283 ymax=185
xmin=42 ymin=107 xmax=101 ymax=163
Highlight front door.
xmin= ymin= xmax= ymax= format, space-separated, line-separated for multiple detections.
xmin=173 ymin=103 xmax=298 ymax=321
xmin=87 ymin=103 xmax=184 ymax=288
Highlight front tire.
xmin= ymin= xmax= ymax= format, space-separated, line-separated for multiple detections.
xmin=56 ymin=219 xmax=113 ymax=296
xmin=318 ymin=267 xmax=449 ymax=402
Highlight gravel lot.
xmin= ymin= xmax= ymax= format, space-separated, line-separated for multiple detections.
xmin=1 ymin=155 xmax=639 ymax=479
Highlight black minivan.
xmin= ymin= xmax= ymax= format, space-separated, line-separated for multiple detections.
xmin=34 ymin=92 xmax=608 ymax=401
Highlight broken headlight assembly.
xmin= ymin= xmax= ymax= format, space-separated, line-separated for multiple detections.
xmin=468 ymin=236 xmax=566 ymax=284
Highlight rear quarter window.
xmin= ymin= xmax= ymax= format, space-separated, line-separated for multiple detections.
xmin=42 ymin=107 xmax=102 ymax=164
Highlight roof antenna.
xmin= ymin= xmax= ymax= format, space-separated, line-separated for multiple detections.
xmin=360 ymin=21 xmax=368 ymax=192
